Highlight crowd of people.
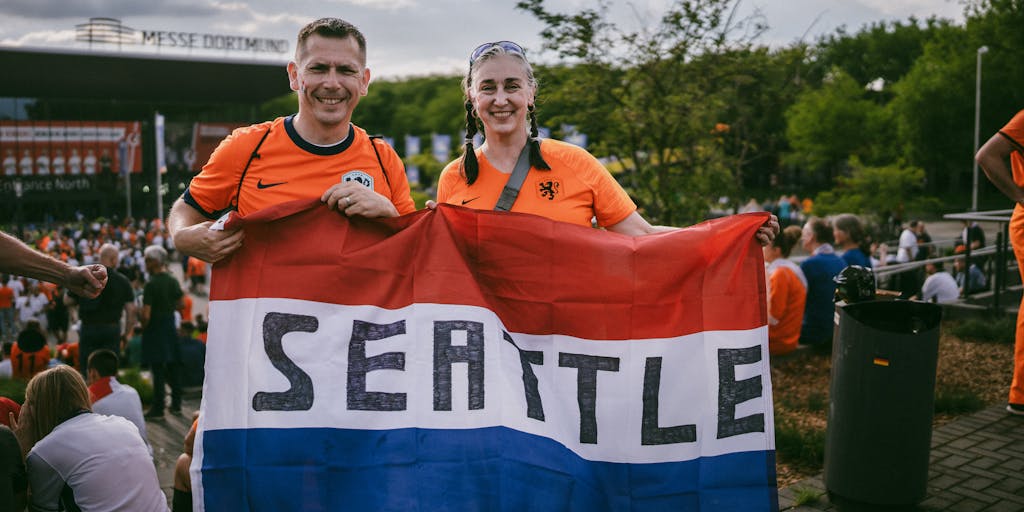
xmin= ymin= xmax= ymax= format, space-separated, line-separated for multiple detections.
xmin=0 ymin=219 xmax=208 ymax=511
xmin=759 ymin=212 xmax=992 ymax=357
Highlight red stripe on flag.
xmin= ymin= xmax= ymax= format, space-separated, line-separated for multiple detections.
xmin=213 ymin=200 xmax=767 ymax=339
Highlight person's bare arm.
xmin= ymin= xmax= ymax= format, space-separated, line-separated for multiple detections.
xmin=167 ymin=198 xmax=245 ymax=263
xmin=0 ymin=231 xmax=106 ymax=298
xmin=122 ymin=302 xmax=138 ymax=340
xmin=977 ymin=134 xmax=1024 ymax=204
xmin=607 ymin=211 xmax=780 ymax=245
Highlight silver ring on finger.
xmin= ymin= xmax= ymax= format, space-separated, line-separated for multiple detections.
xmin=344 ymin=196 xmax=352 ymax=206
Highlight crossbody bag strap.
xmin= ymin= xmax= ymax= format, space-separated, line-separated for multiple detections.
xmin=230 ymin=125 xmax=273 ymax=211
xmin=494 ymin=141 xmax=533 ymax=212
xmin=368 ymin=135 xmax=392 ymax=188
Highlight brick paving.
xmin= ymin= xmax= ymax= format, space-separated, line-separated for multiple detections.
xmin=778 ymin=405 xmax=1024 ymax=511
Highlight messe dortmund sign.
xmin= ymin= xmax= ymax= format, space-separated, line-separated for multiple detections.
xmin=75 ymin=17 xmax=289 ymax=54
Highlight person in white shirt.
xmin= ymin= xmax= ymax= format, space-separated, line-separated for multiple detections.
xmin=896 ymin=220 xmax=923 ymax=263
xmin=86 ymin=349 xmax=151 ymax=454
xmin=10 ymin=365 xmax=167 ymax=512
xmin=918 ymin=262 xmax=959 ymax=304
xmin=0 ymin=343 xmax=12 ymax=378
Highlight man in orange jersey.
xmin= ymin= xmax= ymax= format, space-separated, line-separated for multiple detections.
xmin=977 ymin=108 xmax=1024 ymax=415
xmin=168 ymin=18 xmax=416 ymax=263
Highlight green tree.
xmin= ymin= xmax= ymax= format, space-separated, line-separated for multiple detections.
xmin=517 ymin=0 xmax=766 ymax=225
xmin=784 ymin=69 xmax=893 ymax=185
xmin=712 ymin=45 xmax=813 ymax=192
xmin=813 ymin=158 xmax=939 ymax=220
xmin=816 ymin=18 xmax=955 ymax=88
xmin=887 ymin=27 xmax=973 ymax=196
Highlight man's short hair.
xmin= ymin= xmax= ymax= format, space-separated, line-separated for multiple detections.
xmin=143 ymin=245 xmax=167 ymax=264
xmin=88 ymin=349 xmax=119 ymax=377
xmin=296 ymin=17 xmax=366 ymax=63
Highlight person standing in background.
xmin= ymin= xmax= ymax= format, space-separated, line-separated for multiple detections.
xmin=140 ymin=245 xmax=183 ymax=418
xmin=65 ymin=244 xmax=136 ymax=377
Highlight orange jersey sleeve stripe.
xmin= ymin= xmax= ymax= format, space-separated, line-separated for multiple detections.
xmin=185 ymin=116 xmax=414 ymax=218
xmin=437 ymin=139 xmax=635 ymax=228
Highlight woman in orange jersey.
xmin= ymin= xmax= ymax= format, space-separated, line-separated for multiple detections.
xmin=763 ymin=226 xmax=807 ymax=356
xmin=432 ymin=41 xmax=779 ymax=241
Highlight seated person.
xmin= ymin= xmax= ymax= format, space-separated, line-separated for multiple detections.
xmin=0 ymin=422 xmax=27 ymax=512
xmin=13 ymin=366 xmax=166 ymax=511
xmin=86 ymin=349 xmax=150 ymax=454
xmin=56 ymin=342 xmax=80 ymax=372
xmin=0 ymin=342 xmax=11 ymax=379
xmin=764 ymin=226 xmax=807 ymax=356
xmin=799 ymin=217 xmax=847 ymax=348
xmin=11 ymin=321 xmax=50 ymax=380
xmin=173 ymin=415 xmax=199 ymax=512
xmin=917 ymin=262 xmax=959 ymax=304
xmin=954 ymin=255 xmax=987 ymax=295
xmin=124 ymin=326 xmax=144 ymax=368
xmin=178 ymin=322 xmax=206 ymax=388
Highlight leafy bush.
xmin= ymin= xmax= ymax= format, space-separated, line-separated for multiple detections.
xmin=117 ymin=368 xmax=154 ymax=406
xmin=934 ymin=386 xmax=986 ymax=415
xmin=947 ymin=317 xmax=1015 ymax=344
xmin=774 ymin=418 xmax=826 ymax=470
xmin=813 ymin=158 xmax=941 ymax=220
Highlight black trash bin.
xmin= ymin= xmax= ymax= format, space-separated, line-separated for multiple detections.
xmin=824 ymin=300 xmax=942 ymax=506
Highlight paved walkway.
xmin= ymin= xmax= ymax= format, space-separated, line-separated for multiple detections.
xmin=779 ymin=404 xmax=1024 ymax=511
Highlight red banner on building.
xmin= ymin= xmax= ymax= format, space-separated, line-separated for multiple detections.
xmin=0 ymin=120 xmax=143 ymax=176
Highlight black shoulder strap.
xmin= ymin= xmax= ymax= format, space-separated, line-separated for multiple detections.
xmin=368 ymin=135 xmax=392 ymax=188
xmin=494 ymin=142 xmax=533 ymax=212
xmin=230 ymin=126 xmax=273 ymax=210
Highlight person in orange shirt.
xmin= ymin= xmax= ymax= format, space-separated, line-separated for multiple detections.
xmin=168 ymin=18 xmax=416 ymax=264
xmin=0 ymin=276 xmax=14 ymax=343
xmin=186 ymin=257 xmax=207 ymax=296
xmin=432 ymin=41 xmax=778 ymax=242
xmin=178 ymin=293 xmax=194 ymax=328
xmin=763 ymin=226 xmax=807 ymax=356
xmin=12 ymin=320 xmax=50 ymax=380
xmin=977 ymin=109 xmax=1024 ymax=415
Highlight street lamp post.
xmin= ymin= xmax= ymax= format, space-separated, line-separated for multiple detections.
xmin=972 ymin=45 xmax=989 ymax=212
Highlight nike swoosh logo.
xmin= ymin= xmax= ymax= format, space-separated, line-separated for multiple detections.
xmin=461 ymin=197 xmax=480 ymax=205
xmin=256 ymin=179 xmax=287 ymax=189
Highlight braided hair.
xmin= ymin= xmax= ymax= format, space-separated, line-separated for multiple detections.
xmin=460 ymin=44 xmax=549 ymax=185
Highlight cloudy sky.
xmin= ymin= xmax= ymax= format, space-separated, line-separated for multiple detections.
xmin=0 ymin=0 xmax=965 ymax=79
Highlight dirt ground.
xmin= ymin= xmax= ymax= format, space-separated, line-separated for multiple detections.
xmin=770 ymin=326 xmax=1015 ymax=488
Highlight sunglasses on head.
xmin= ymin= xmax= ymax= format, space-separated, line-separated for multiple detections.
xmin=470 ymin=41 xmax=526 ymax=63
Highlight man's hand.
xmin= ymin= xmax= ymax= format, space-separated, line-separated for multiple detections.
xmin=65 ymin=264 xmax=107 ymax=298
xmin=173 ymin=221 xmax=245 ymax=263
xmin=755 ymin=214 xmax=780 ymax=247
xmin=321 ymin=182 xmax=399 ymax=219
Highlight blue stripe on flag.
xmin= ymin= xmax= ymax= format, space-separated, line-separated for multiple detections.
xmin=202 ymin=427 xmax=777 ymax=512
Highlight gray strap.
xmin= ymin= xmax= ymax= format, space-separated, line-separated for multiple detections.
xmin=494 ymin=142 xmax=533 ymax=212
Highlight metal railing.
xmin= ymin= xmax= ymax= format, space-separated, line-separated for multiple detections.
xmin=865 ymin=210 xmax=1016 ymax=311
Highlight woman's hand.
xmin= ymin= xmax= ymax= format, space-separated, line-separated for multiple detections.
xmin=755 ymin=215 xmax=780 ymax=247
